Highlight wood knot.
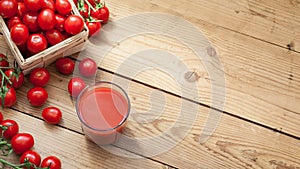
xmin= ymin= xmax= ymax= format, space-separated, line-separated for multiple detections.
xmin=184 ymin=71 xmax=200 ymax=83
xmin=206 ymin=47 xmax=217 ymax=57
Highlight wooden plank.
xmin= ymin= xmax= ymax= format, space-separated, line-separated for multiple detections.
xmin=77 ymin=20 xmax=300 ymax=138
xmin=11 ymin=64 xmax=300 ymax=168
xmin=0 ymin=109 xmax=170 ymax=169
xmin=107 ymin=0 xmax=300 ymax=51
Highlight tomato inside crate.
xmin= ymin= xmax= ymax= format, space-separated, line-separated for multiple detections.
xmin=0 ymin=0 xmax=89 ymax=75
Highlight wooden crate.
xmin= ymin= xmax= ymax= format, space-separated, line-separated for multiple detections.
xmin=0 ymin=0 xmax=89 ymax=74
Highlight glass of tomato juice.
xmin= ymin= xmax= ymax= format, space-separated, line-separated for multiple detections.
xmin=75 ymin=81 xmax=130 ymax=145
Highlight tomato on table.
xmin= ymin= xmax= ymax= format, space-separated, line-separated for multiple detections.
xmin=20 ymin=150 xmax=41 ymax=169
xmin=68 ymin=77 xmax=86 ymax=98
xmin=0 ymin=86 xmax=17 ymax=107
xmin=11 ymin=133 xmax=34 ymax=155
xmin=29 ymin=67 xmax=50 ymax=87
xmin=55 ymin=57 xmax=75 ymax=75
xmin=27 ymin=87 xmax=48 ymax=107
xmin=86 ymin=21 xmax=101 ymax=37
xmin=41 ymin=156 xmax=61 ymax=169
xmin=5 ymin=68 xmax=25 ymax=89
xmin=78 ymin=58 xmax=97 ymax=77
xmin=0 ymin=119 xmax=19 ymax=139
xmin=42 ymin=107 xmax=62 ymax=124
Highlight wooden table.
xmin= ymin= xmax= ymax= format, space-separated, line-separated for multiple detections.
xmin=0 ymin=0 xmax=300 ymax=168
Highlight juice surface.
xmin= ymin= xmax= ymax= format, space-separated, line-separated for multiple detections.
xmin=78 ymin=87 xmax=129 ymax=130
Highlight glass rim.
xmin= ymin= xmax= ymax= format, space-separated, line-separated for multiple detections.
xmin=75 ymin=81 xmax=131 ymax=132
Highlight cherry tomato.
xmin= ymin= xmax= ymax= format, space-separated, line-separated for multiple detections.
xmin=54 ymin=14 xmax=66 ymax=32
xmin=7 ymin=16 xmax=22 ymax=30
xmin=78 ymin=58 xmax=97 ymax=77
xmin=79 ymin=3 xmax=88 ymax=18
xmin=30 ymin=67 xmax=50 ymax=87
xmin=38 ymin=9 xmax=56 ymax=30
xmin=5 ymin=69 xmax=25 ymax=89
xmin=55 ymin=0 xmax=71 ymax=15
xmin=0 ymin=54 xmax=9 ymax=70
xmin=92 ymin=6 xmax=109 ymax=24
xmin=20 ymin=150 xmax=41 ymax=169
xmin=17 ymin=2 xmax=26 ymax=17
xmin=86 ymin=21 xmax=101 ymax=37
xmin=45 ymin=29 xmax=64 ymax=46
xmin=0 ymin=86 xmax=17 ymax=107
xmin=27 ymin=33 xmax=48 ymax=54
xmin=0 ymin=119 xmax=19 ymax=139
xmin=41 ymin=0 xmax=55 ymax=11
xmin=42 ymin=107 xmax=62 ymax=124
xmin=55 ymin=57 xmax=75 ymax=75
xmin=27 ymin=87 xmax=48 ymax=106
xmin=0 ymin=112 xmax=3 ymax=123
xmin=11 ymin=133 xmax=34 ymax=155
xmin=64 ymin=15 xmax=84 ymax=35
xmin=41 ymin=156 xmax=61 ymax=169
xmin=23 ymin=0 xmax=42 ymax=12
xmin=10 ymin=24 xmax=29 ymax=46
xmin=22 ymin=12 xmax=40 ymax=33
xmin=0 ymin=0 xmax=18 ymax=18
xmin=61 ymin=31 xmax=70 ymax=40
xmin=68 ymin=77 xmax=86 ymax=97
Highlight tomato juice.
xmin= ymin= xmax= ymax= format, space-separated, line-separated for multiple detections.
xmin=76 ymin=82 xmax=130 ymax=145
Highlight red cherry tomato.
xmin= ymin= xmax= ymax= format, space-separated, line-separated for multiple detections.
xmin=78 ymin=58 xmax=97 ymax=77
xmin=10 ymin=24 xmax=29 ymax=46
xmin=68 ymin=77 xmax=86 ymax=97
xmin=23 ymin=0 xmax=42 ymax=11
xmin=41 ymin=0 xmax=55 ymax=10
xmin=0 ymin=119 xmax=19 ymax=139
xmin=20 ymin=150 xmax=41 ymax=169
xmin=22 ymin=12 xmax=40 ymax=32
xmin=55 ymin=57 xmax=75 ymax=75
xmin=55 ymin=0 xmax=71 ymax=15
xmin=11 ymin=133 xmax=34 ymax=155
xmin=5 ymin=68 xmax=25 ymax=89
xmin=27 ymin=87 xmax=48 ymax=107
xmin=17 ymin=2 xmax=27 ymax=17
xmin=54 ymin=14 xmax=66 ymax=32
xmin=0 ymin=0 xmax=18 ymax=18
xmin=0 ymin=86 xmax=17 ymax=107
xmin=7 ymin=16 xmax=22 ymax=30
xmin=38 ymin=9 xmax=56 ymax=30
xmin=29 ymin=67 xmax=50 ymax=87
xmin=41 ymin=156 xmax=61 ymax=169
xmin=27 ymin=33 xmax=48 ymax=54
xmin=79 ymin=3 xmax=88 ymax=18
xmin=86 ymin=21 xmax=101 ymax=37
xmin=42 ymin=107 xmax=62 ymax=124
xmin=64 ymin=15 xmax=84 ymax=35
xmin=0 ymin=112 xmax=3 ymax=123
xmin=45 ymin=29 xmax=64 ymax=46
xmin=0 ymin=54 xmax=9 ymax=70
xmin=92 ymin=6 xmax=109 ymax=24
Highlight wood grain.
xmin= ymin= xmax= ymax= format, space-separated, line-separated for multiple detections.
xmin=10 ymin=63 xmax=300 ymax=169
xmin=107 ymin=0 xmax=300 ymax=52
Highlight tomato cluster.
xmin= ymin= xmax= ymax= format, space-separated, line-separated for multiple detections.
xmin=0 ymin=112 xmax=62 ymax=169
xmin=74 ymin=0 xmax=109 ymax=36
xmin=0 ymin=0 xmax=84 ymax=58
